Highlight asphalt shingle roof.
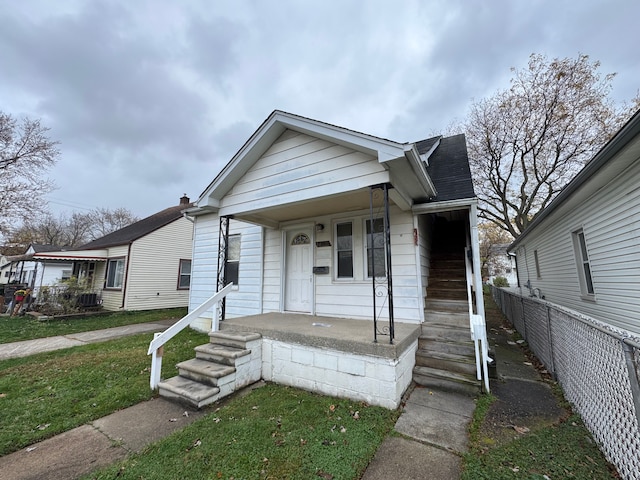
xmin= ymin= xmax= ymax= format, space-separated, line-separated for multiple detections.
xmin=77 ymin=204 xmax=190 ymax=250
xmin=417 ymin=134 xmax=476 ymax=202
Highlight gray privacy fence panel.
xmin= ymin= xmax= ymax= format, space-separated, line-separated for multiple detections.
xmin=491 ymin=287 xmax=640 ymax=480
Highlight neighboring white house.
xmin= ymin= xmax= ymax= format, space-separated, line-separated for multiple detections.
xmin=6 ymin=244 xmax=73 ymax=290
xmin=508 ymin=109 xmax=640 ymax=335
xmin=487 ymin=243 xmax=517 ymax=286
xmin=34 ymin=196 xmax=194 ymax=311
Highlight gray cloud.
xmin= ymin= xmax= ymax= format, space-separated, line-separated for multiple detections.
xmin=1 ymin=0 xmax=638 ymax=218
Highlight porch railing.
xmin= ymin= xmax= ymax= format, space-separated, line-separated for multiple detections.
xmin=465 ymin=247 xmax=490 ymax=392
xmin=147 ymin=283 xmax=233 ymax=390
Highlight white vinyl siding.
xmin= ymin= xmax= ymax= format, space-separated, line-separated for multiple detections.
xmin=100 ymin=245 xmax=129 ymax=311
xmin=220 ymin=130 xmax=389 ymax=216
xmin=123 ymin=217 xmax=193 ymax=311
xmin=312 ymin=207 xmax=422 ymax=323
xmin=190 ymin=214 xmax=263 ymax=330
xmin=514 ymin=163 xmax=640 ymax=333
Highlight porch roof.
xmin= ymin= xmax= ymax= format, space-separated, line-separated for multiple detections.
xmin=192 ymin=111 xmax=439 ymax=223
xmin=33 ymin=250 xmax=108 ymax=262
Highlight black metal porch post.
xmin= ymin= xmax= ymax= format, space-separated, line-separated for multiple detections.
xmin=217 ymin=215 xmax=230 ymax=322
xmin=370 ymin=184 xmax=395 ymax=344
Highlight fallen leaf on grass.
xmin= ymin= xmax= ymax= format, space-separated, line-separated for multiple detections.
xmin=0 ymin=393 xmax=6 ymax=398
xmin=329 ymin=404 xmax=336 ymax=412
xmin=169 ymin=418 xmax=177 ymax=422
xmin=36 ymin=423 xmax=50 ymax=431
xmin=513 ymin=425 xmax=530 ymax=434
xmin=316 ymin=470 xmax=334 ymax=479
xmin=183 ymin=411 xmax=189 ymax=417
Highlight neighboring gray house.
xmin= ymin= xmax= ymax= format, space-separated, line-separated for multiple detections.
xmin=509 ymin=108 xmax=640 ymax=335
xmin=154 ymin=110 xmax=490 ymax=409
xmin=34 ymin=197 xmax=194 ymax=311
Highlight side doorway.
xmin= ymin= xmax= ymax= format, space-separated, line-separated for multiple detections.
xmin=284 ymin=228 xmax=313 ymax=313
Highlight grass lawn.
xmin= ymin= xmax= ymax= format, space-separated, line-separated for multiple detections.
xmin=82 ymin=383 xmax=399 ymax=480
xmin=0 ymin=327 xmax=206 ymax=456
xmin=0 ymin=307 xmax=187 ymax=344
xmin=463 ymin=403 xmax=617 ymax=479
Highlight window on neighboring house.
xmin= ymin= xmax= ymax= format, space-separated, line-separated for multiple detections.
xmin=573 ymin=229 xmax=595 ymax=296
xmin=336 ymin=222 xmax=353 ymax=278
xmin=178 ymin=259 xmax=191 ymax=289
xmin=366 ymin=218 xmax=386 ymax=277
xmin=105 ymin=258 xmax=125 ymax=289
xmin=61 ymin=270 xmax=72 ymax=281
xmin=225 ymin=235 xmax=241 ymax=286
xmin=534 ymin=250 xmax=541 ymax=278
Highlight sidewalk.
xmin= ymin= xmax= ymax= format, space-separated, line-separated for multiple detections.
xmin=0 ymin=319 xmax=177 ymax=360
xmin=0 ymin=310 xmax=565 ymax=479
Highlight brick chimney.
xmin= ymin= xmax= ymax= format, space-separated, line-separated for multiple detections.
xmin=180 ymin=194 xmax=190 ymax=206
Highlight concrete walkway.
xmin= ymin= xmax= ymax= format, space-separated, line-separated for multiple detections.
xmin=0 ymin=319 xmax=177 ymax=360
xmin=0 ymin=311 xmax=563 ymax=479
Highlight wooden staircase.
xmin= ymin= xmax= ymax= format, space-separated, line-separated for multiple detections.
xmin=159 ymin=331 xmax=262 ymax=409
xmin=413 ymin=248 xmax=481 ymax=395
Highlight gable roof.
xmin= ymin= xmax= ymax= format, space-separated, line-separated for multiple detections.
xmin=420 ymin=134 xmax=476 ymax=202
xmin=195 ymin=110 xmax=437 ymax=212
xmin=77 ymin=204 xmax=190 ymax=250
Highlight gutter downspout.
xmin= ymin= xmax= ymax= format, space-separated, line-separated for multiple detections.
xmin=121 ymin=244 xmax=132 ymax=310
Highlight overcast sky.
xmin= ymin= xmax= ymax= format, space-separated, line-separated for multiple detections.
xmin=2 ymin=0 xmax=639 ymax=219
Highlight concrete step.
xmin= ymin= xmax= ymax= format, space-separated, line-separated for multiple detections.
xmin=209 ymin=331 xmax=262 ymax=349
xmin=194 ymin=343 xmax=251 ymax=366
xmin=176 ymin=358 xmax=236 ymax=387
xmin=158 ymin=376 xmax=220 ymax=409
xmin=415 ymin=349 xmax=477 ymax=376
xmin=412 ymin=365 xmax=480 ymax=396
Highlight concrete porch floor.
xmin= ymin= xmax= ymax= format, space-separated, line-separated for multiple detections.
xmin=219 ymin=312 xmax=421 ymax=360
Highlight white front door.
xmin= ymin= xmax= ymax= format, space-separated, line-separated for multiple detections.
xmin=285 ymin=229 xmax=313 ymax=312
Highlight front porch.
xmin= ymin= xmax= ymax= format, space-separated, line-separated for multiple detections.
xmin=156 ymin=312 xmax=421 ymax=410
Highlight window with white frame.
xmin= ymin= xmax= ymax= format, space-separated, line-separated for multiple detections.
xmin=572 ymin=229 xmax=595 ymax=296
xmin=178 ymin=259 xmax=191 ymax=289
xmin=336 ymin=222 xmax=354 ymax=278
xmin=366 ymin=218 xmax=386 ymax=277
xmin=105 ymin=258 xmax=125 ymax=289
xmin=225 ymin=235 xmax=241 ymax=286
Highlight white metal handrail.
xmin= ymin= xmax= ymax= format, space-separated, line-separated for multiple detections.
xmin=464 ymin=247 xmax=491 ymax=392
xmin=147 ymin=283 xmax=233 ymax=390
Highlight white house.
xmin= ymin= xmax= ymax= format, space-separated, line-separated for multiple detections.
xmin=508 ymin=108 xmax=640 ymax=335
xmin=7 ymin=244 xmax=73 ymax=290
xmin=34 ymin=196 xmax=194 ymax=312
xmin=153 ymin=111 xmax=490 ymax=409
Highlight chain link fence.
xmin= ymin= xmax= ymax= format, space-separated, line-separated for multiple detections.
xmin=491 ymin=287 xmax=640 ymax=480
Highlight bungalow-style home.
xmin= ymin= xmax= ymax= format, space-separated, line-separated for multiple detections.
xmin=150 ymin=111 xmax=490 ymax=409
xmin=2 ymin=244 xmax=73 ymax=291
xmin=508 ymin=108 xmax=640 ymax=335
xmin=34 ymin=196 xmax=194 ymax=311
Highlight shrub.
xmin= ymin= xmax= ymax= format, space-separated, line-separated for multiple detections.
xmin=493 ymin=276 xmax=510 ymax=287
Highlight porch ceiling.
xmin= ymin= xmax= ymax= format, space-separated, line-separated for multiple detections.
xmin=231 ymin=188 xmax=393 ymax=227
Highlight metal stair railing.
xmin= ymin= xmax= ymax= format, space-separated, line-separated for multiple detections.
xmin=465 ymin=247 xmax=491 ymax=392
xmin=147 ymin=283 xmax=234 ymax=390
